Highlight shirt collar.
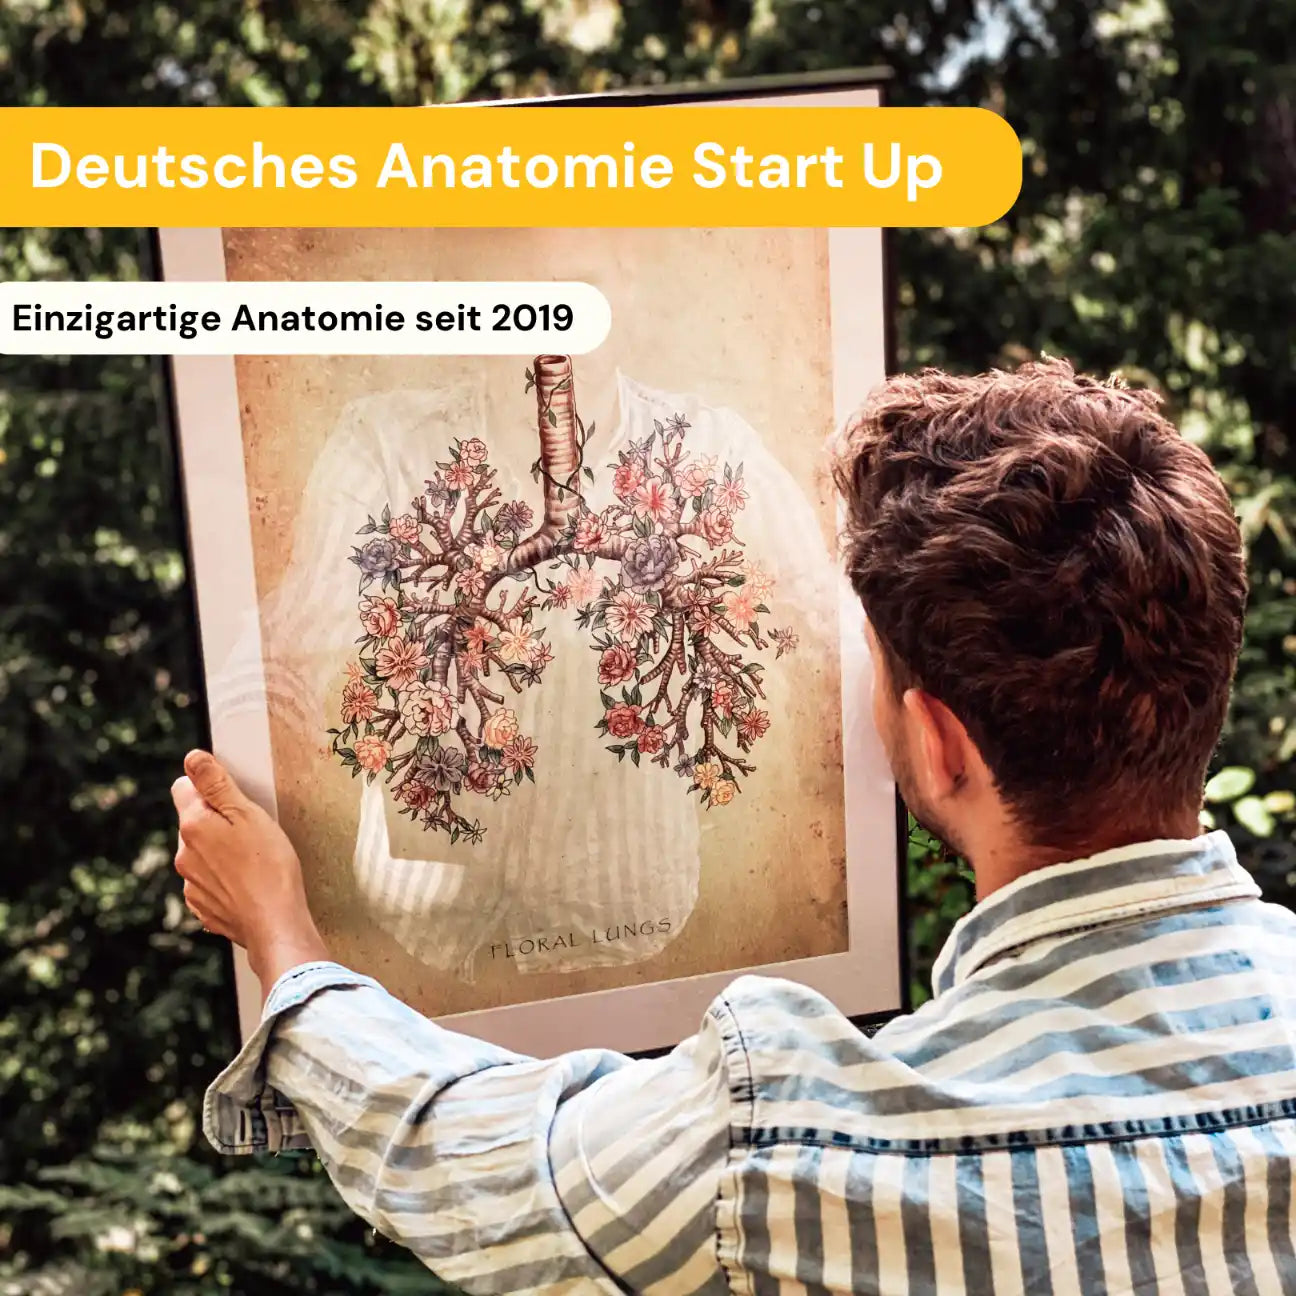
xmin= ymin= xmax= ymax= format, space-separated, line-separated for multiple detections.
xmin=930 ymin=830 xmax=1261 ymax=997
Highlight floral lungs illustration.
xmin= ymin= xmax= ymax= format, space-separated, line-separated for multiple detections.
xmin=329 ymin=354 xmax=798 ymax=844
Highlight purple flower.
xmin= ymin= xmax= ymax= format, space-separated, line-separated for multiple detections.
xmin=621 ymin=534 xmax=680 ymax=593
xmin=496 ymin=500 xmax=534 ymax=533
xmin=416 ymin=743 xmax=466 ymax=791
xmin=351 ymin=537 xmax=399 ymax=578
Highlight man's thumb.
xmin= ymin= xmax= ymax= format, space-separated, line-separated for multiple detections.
xmin=184 ymin=750 xmax=243 ymax=814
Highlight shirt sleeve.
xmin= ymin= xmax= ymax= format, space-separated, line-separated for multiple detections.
xmin=203 ymin=961 xmax=734 ymax=1295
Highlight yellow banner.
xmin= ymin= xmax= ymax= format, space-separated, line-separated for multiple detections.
xmin=0 ymin=106 xmax=1021 ymax=228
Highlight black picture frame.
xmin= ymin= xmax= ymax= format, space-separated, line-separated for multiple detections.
xmin=148 ymin=65 xmax=910 ymax=1061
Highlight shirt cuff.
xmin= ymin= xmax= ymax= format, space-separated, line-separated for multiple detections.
xmin=203 ymin=960 xmax=379 ymax=1155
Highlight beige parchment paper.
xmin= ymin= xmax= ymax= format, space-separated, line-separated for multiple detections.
xmin=220 ymin=227 xmax=847 ymax=1016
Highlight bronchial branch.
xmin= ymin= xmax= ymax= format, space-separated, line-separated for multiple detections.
xmin=328 ymin=355 xmax=799 ymax=845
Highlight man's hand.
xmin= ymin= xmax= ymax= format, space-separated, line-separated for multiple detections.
xmin=171 ymin=750 xmax=329 ymax=993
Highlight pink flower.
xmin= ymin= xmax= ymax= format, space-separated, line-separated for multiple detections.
xmin=714 ymin=479 xmax=749 ymax=513
xmin=446 ymin=462 xmax=476 ymax=490
xmin=464 ymin=620 xmax=493 ymax=653
xmin=573 ymin=513 xmax=606 ymax=553
xmin=529 ymin=641 xmax=554 ymax=670
xmin=598 ymin=643 xmax=637 ymax=686
xmin=358 ymin=595 xmax=400 ymax=638
xmin=550 ymin=583 xmax=571 ymax=608
xmin=353 ymin=735 xmax=390 ymax=773
xmin=678 ymin=462 xmax=712 ymax=498
xmin=375 ymin=636 xmax=429 ymax=691
xmin=604 ymin=591 xmax=654 ymax=643
xmin=723 ymin=588 xmax=758 ymax=627
xmin=566 ymin=566 xmax=603 ymax=605
xmin=691 ymin=601 xmax=722 ymax=634
xmin=742 ymin=563 xmax=776 ymax=602
xmin=636 ymin=725 xmax=665 ymax=755
xmin=341 ymin=679 xmax=378 ymax=725
xmin=711 ymin=680 xmax=737 ymax=717
xmin=613 ymin=461 xmax=645 ymax=500
xmin=709 ymin=778 xmax=737 ymax=807
xmin=399 ymin=681 xmax=457 ymax=736
xmin=699 ymin=506 xmax=734 ymax=546
xmin=502 ymin=735 xmax=538 ymax=773
xmin=459 ymin=437 xmax=489 ymax=466
xmin=399 ymin=779 xmax=436 ymax=811
xmin=633 ymin=478 xmax=673 ymax=524
xmin=483 ymin=708 xmax=520 ymax=749
xmin=498 ymin=623 xmax=536 ymax=665
xmin=461 ymin=646 xmax=485 ymax=676
xmin=465 ymin=762 xmax=503 ymax=796
xmin=605 ymin=704 xmax=644 ymax=739
xmin=739 ymin=708 xmax=770 ymax=741
xmin=455 ymin=567 xmax=487 ymax=599
xmin=388 ymin=513 xmax=421 ymax=544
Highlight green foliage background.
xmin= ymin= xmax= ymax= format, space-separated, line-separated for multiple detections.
xmin=0 ymin=1 xmax=1291 ymax=1290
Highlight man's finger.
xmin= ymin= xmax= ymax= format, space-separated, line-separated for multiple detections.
xmin=183 ymin=750 xmax=244 ymax=819
xmin=174 ymin=841 xmax=200 ymax=880
xmin=170 ymin=775 xmax=203 ymax=818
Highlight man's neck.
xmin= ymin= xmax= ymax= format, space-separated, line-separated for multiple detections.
xmin=970 ymin=810 xmax=1203 ymax=902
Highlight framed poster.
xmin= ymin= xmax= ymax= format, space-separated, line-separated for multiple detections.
xmin=158 ymin=70 xmax=905 ymax=1057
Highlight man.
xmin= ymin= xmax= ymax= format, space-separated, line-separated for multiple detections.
xmin=174 ymin=359 xmax=1296 ymax=1294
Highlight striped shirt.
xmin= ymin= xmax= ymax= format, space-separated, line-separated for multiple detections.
xmin=206 ymin=830 xmax=1296 ymax=1293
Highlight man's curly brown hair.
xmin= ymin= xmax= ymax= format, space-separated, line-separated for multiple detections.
xmin=833 ymin=357 xmax=1247 ymax=852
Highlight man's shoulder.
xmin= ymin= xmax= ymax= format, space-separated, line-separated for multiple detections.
xmin=711 ymin=900 xmax=1296 ymax=1156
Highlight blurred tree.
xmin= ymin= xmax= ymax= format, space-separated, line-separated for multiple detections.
xmin=0 ymin=0 xmax=1291 ymax=1288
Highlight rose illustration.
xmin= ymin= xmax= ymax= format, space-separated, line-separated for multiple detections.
xmin=482 ymin=708 xmax=521 ymax=750
xmin=636 ymin=725 xmax=665 ymax=755
xmin=358 ymin=595 xmax=400 ymax=638
xmin=598 ymin=643 xmax=637 ymax=686
xmin=605 ymin=703 xmax=644 ymax=739
xmin=621 ymin=534 xmax=679 ymax=593
xmin=354 ymin=735 xmax=390 ymax=772
xmin=699 ymin=506 xmax=734 ymax=547
xmin=399 ymin=779 xmax=436 ymax=810
xmin=399 ymin=681 xmax=457 ymax=736
xmin=388 ymin=514 xmax=421 ymax=544
xmin=352 ymin=537 xmax=399 ymax=578
xmin=573 ymin=513 xmax=606 ymax=553
xmin=613 ymin=461 xmax=645 ymax=500
xmin=710 ymin=779 xmax=737 ymax=807
xmin=465 ymin=761 xmax=503 ymax=796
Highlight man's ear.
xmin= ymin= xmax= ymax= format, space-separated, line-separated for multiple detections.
xmin=901 ymin=687 xmax=973 ymax=799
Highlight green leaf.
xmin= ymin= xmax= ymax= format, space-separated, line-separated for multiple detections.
xmin=547 ymin=408 xmax=558 ymax=427
xmin=1204 ymin=766 xmax=1255 ymax=803
xmin=1233 ymin=795 xmax=1275 ymax=837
